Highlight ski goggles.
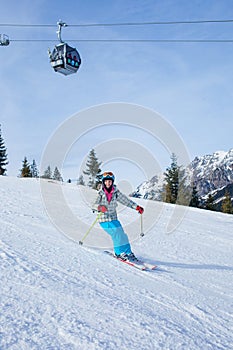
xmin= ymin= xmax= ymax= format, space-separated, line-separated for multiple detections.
xmin=102 ymin=171 xmax=114 ymax=177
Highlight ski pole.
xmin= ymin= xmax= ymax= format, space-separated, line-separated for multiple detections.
xmin=140 ymin=214 xmax=144 ymax=237
xmin=79 ymin=212 xmax=102 ymax=245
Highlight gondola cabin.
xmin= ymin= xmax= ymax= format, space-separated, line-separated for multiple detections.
xmin=49 ymin=42 xmax=81 ymax=76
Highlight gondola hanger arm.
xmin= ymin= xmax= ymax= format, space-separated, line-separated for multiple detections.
xmin=57 ymin=20 xmax=67 ymax=43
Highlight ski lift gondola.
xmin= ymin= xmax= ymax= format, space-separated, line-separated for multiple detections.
xmin=48 ymin=21 xmax=81 ymax=76
xmin=0 ymin=34 xmax=10 ymax=46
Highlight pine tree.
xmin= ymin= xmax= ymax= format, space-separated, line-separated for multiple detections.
xmin=20 ymin=157 xmax=32 ymax=177
xmin=42 ymin=166 xmax=52 ymax=179
xmin=164 ymin=153 xmax=180 ymax=204
xmin=189 ymin=185 xmax=200 ymax=208
xmin=83 ymin=149 xmax=102 ymax=189
xmin=0 ymin=124 xmax=8 ymax=175
xmin=163 ymin=183 xmax=172 ymax=203
xmin=221 ymin=190 xmax=233 ymax=214
xmin=176 ymin=168 xmax=193 ymax=206
xmin=30 ymin=159 xmax=39 ymax=178
xmin=53 ymin=166 xmax=63 ymax=181
xmin=77 ymin=174 xmax=85 ymax=185
xmin=205 ymin=194 xmax=215 ymax=211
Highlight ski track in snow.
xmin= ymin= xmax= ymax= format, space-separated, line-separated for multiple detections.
xmin=0 ymin=177 xmax=233 ymax=350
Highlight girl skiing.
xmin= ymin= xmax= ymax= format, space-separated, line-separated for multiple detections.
xmin=93 ymin=171 xmax=144 ymax=262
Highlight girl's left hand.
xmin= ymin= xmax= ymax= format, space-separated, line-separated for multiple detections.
xmin=136 ymin=205 xmax=144 ymax=214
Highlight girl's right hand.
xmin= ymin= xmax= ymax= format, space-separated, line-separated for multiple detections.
xmin=98 ymin=205 xmax=108 ymax=213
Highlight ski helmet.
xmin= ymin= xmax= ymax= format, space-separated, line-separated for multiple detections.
xmin=102 ymin=171 xmax=115 ymax=183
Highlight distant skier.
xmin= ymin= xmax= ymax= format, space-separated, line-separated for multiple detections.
xmin=93 ymin=171 xmax=144 ymax=262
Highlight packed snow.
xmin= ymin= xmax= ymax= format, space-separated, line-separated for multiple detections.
xmin=0 ymin=177 xmax=233 ymax=350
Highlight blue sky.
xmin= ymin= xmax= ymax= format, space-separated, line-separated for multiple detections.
xmin=0 ymin=0 xmax=233 ymax=186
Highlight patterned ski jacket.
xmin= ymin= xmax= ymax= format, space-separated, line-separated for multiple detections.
xmin=93 ymin=185 xmax=138 ymax=223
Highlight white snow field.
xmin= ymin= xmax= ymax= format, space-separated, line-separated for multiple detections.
xmin=0 ymin=177 xmax=233 ymax=350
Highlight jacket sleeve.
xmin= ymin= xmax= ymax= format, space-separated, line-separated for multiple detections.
xmin=116 ymin=189 xmax=137 ymax=209
xmin=92 ymin=191 xmax=102 ymax=212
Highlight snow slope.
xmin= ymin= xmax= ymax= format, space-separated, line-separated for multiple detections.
xmin=0 ymin=177 xmax=233 ymax=350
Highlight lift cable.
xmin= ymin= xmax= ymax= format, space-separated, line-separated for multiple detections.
xmin=9 ymin=38 xmax=233 ymax=43
xmin=3 ymin=19 xmax=233 ymax=45
xmin=67 ymin=19 xmax=233 ymax=27
xmin=1 ymin=18 xmax=233 ymax=28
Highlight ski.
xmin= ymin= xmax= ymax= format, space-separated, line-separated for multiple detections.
xmin=140 ymin=261 xmax=157 ymax=270
xmin=104 ymin=251 xmax=157 ymax=271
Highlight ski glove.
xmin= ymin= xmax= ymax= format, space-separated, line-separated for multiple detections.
xmin=98 ymin=205 xmax=108 ymax=213
xmin=136 ymin=205 xmax=144 ymax=214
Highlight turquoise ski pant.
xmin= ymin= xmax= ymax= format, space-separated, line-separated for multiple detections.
xmin=100 ymin=220 xmax=132 ymax=255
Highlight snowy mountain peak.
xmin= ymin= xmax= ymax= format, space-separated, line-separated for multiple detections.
xmin=191 ymin=148 xmax=233 ymax=196
xmin=133 ymin=149 xmax=233 ymax=205
xmin=192 ymin=149 xmax=232 ymax=169
xmin=131 ymin=173 xmax=164 ymax=200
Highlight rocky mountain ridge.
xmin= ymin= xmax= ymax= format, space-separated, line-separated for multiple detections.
xmin=190 ymin=149 xmax=233 ymax=197
xmin=132 ymin=149 xmax=233 ymax=209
